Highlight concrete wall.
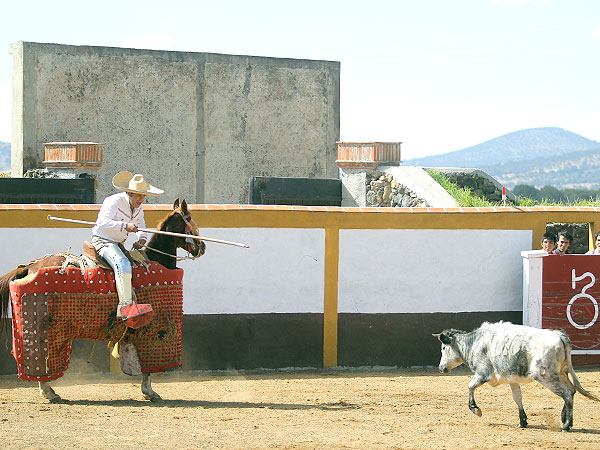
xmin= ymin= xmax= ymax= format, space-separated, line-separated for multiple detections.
xmin=9 ymin=42 xmax=340 ymax=204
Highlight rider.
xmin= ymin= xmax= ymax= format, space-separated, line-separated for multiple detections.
xmin=91 ymin=171 xmax=164 ymax=325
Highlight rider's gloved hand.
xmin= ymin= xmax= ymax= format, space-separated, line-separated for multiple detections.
xmin=125 ymin=222 xmax=138 ymax=233
xmin=133 ymin=239 xmax=146 ymax=250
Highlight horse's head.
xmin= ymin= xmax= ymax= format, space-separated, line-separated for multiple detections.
xmin=160 ymin=198 xmax=205 ymax=258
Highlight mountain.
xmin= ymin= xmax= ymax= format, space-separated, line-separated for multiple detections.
xmin=404 ymin=128 xmax=600 ymax=189
xmin=0 ymin=142 xmax=10 ymax=172
xmin=406 ymin=127 xmax=600 ymax=168
xmin=482 ymin=147 xmax=600 ymax=190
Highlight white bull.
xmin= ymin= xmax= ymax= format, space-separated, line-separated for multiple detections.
xmin=434 ymin=321 xmax=599 ymax=431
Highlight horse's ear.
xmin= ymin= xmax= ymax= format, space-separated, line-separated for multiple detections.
xmin=181 ymin=199 xmax=188 ymax=214
xmin=173 ymin=198 xmax=180 ymax=210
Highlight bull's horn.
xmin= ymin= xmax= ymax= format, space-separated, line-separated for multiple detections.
xmin=432 ymin=333 xmax=441 ymax=338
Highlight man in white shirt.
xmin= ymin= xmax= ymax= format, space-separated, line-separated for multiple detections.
xmin=92 ymin=171 xmax=164 ymax=327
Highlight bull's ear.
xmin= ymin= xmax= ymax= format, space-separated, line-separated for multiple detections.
xmin=439 ymin=331 xmax=453 ymax=345
xmin=181 ymin=199 xmax=188 ymax=214
xmin=173 ymin=198 xmax=180 ymax=210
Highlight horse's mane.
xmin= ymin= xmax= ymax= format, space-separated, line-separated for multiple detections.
xmin=145 ymin=207 xmax=186 ymax=270
xmin=147 ymin=208 xmax=183 ymax=248
xmin=153 ymin=209 xmax=179 ymax=234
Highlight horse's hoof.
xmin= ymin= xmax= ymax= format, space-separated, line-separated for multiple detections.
xmin=40 ymin=388 xmax=61 ymax=403
xmin=144 ymin=392 xmax=162 ymax=402
xmin=41 ymin=392 xmax=62 ymax=403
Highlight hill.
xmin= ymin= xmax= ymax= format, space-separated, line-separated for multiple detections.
xmin=405 ymin=127 xmax=600 ymax=189
xmin=0 ymin=142 xmax=10 ymax=172
xmin=482 ymin=147 xmax=600 ymax=190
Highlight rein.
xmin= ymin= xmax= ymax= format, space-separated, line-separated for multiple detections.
xmin=142 ymin=245 xmax=201 ymax=261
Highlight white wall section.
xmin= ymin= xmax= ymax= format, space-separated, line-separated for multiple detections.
xmin=0 ymin=227 xmax=531 ymax=315
xmin=338 ymin=229 xmax=532 ymax=313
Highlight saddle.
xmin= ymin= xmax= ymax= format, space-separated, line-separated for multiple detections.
xmin=81 ymin=241 xmax=149 ymax=270
xmin=81 ymin=241 xmax=112 ymax=270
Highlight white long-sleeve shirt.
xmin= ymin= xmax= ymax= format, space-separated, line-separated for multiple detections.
xmin=92 ymin=192 xmax=148 ymax=243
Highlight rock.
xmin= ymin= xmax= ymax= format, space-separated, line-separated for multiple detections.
xmin=383 ymin=185 xmax=392 ymax=201
xmin=366 ymin=190 xmax=377 ymax=206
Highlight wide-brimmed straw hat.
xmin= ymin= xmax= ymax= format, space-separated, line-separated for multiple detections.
xmin=112 ymin=171 xmax=164 ymax=196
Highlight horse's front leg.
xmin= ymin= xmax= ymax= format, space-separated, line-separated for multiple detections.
xmin=141 ymin=374 xmax=162 ymax=402
xmin=39 ymin=381 xmax=61 ymax=403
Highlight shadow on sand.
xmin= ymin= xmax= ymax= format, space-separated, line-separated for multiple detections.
xmin=52 ymin=397 xmax=358 ymax=411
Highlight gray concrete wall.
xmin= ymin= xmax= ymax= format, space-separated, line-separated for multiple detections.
xmin=9 ymin=42 xmax=340 ymax=204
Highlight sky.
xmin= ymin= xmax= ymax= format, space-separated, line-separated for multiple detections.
xmin=0 ymin=0 xmax=599 ymax=160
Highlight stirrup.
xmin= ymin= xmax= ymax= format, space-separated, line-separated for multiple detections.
xmin=119 ymin=303 xmax=154 ymax=329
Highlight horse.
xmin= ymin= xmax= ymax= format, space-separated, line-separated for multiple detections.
xmin=0 ymin=198 xmax=205 ymax=402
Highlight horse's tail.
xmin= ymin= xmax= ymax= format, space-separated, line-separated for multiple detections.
xmin=0 ymin=266 xmax=28 ymax=336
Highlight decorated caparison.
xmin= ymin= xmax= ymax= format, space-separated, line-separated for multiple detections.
xmin=10 ymin=262 xmax=184 ymax=381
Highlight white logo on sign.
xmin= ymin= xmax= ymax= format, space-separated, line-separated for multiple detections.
xmin=568 ymin=270 xmax=599 ymax=330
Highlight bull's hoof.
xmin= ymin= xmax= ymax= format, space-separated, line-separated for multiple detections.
xmin=469 ymin=406 xmax=482 ymax=417
xmin=561 ymin=425 xmax=571 ymax=432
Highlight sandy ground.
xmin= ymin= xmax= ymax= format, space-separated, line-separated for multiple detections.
xmin=1 ymin=367 xmax=600 ymax=450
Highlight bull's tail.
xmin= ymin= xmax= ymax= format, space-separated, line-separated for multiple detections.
xmin=0 ymin=266 xmax=28 ymax=336
xmin=560 ymin=331 xmax=600 ymax=402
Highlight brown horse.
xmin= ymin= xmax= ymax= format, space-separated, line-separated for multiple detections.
xmin=0 ymin=198 xmax=205 ymax=402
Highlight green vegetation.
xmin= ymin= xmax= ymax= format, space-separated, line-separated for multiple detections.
xmin=513 ymin=184 xmax=600 ymax=206
xmin=514 ymin=196 xmax=600 ymax=207
xmin=426 ymin=170 xmax=500 ymax=207
xmin=427 ymin=171 xmax=600 ymax=207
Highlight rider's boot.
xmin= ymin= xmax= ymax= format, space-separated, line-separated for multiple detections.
xmin=115 ymin=272 xmax=133 ymax=318
xmin=114 ymin=273 xmax=153 ymax=328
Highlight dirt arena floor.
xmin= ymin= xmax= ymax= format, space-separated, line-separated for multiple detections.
xmin=2 ymin=367 xmax=600 ymax=450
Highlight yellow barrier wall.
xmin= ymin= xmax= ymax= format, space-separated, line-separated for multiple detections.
xmin=1 ymin=204 xmax=599 ymax=368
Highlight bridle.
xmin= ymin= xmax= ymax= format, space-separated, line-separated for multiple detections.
xmin=143 ymin=210 xmax=203 ymax=261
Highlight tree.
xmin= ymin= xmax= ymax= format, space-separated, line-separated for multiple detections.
xmin=538 ymin=185 xmax=565 ymax=202
xmin=513 ymin=184 xmax=539 ymax=200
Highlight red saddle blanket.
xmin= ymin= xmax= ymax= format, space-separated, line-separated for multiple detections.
xmin=9 ymin=262 xmax=184 ymax=381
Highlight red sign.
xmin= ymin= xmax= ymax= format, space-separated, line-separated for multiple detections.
xmin=542 ymin=255 xmax=600 ymax=352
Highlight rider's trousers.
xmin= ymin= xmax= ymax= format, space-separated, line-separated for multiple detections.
xmin=92 ymin=236 xmax=133 ymax=316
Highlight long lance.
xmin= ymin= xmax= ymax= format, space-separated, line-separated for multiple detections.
xmin=47 ymin=215 xmax=250 ymax=248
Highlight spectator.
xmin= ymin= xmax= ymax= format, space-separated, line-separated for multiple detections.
xmin=585 ymin=232 xmax=600 ymax=255
xmin=541 ymin=232 xmax=557 ymax=254
xmin=552 ymin=231 xmax=572 ymax=255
